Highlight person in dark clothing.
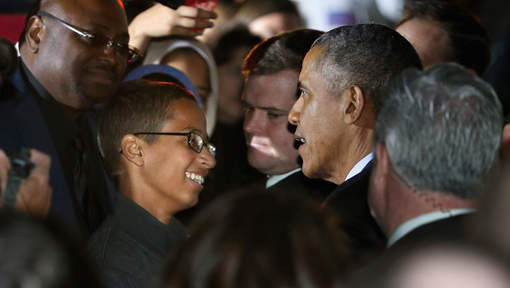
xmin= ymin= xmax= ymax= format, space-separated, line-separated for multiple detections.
xmin=89 ymin=80 xmax=216 ymax=288
xmin=163 ymin=191 xmax=351 ymax=288
xmin=242 ymin=28 xmax=336 ymax=203
xmin=288 ymin=24 xmax=422 ymax=263
xmin=0 ymin=0 xmax=134 ymax=237
xmin=369 ymin=63 xmax=502 ymax=249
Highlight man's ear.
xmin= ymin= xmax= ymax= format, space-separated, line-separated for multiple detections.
xmin=120 ymin=135 xmax=144 ymax=167
xmin=24 ymin=15 xmax=46 ymax=53
xmin=342 ymin=85 xmax=365 ymax=125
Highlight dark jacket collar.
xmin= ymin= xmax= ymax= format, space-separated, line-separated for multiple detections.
xmin=113 ymin=193 xmax=188 ymax=255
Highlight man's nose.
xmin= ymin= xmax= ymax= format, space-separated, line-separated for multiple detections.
xmin=244 ymin=109 xmax=265 ymax=134
xmin=288 ymin=97 xmax=302 ymax=126
xmin=199 ymin=148 xmax=216 ymax=169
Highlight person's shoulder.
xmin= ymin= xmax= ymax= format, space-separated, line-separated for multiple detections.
xmin=392 ymin=213 xmax=473 ymax=249
xmin=87 ymin=216 xmax=116 ymax=260
xmin=88 ymin=215 xmax=151 ymax=280
xmin=101 ymin=266 xmax=140 ymax=288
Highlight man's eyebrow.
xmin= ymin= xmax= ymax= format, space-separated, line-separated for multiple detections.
xmin=260 ymin=107 xmax=289 ymax=113
xmin=241 ymin=100 xmax=288 ymax=113
xmin=298 ymin=82 xmax=309 ymax=93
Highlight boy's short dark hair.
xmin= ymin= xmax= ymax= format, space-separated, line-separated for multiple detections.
xmin=97 ymin=79 xmax=196 ymax=177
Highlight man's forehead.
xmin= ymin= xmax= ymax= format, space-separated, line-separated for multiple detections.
xmin=301 ymin=47 xmax=324 ymax=78
xmin=49 ymin=0 xmax=127 ymax=31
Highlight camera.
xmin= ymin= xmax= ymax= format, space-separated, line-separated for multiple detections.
xmin=6 ymin=148 xmax=34 ymax=179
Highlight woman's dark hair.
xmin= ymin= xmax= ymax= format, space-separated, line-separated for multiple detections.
xmin=163 ymin=191 xmax=350 ymax=288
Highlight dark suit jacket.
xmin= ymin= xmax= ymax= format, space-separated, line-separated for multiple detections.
xmin=389 ymin=213 xmax=473 ymax=250
xmin=323 ymin=162 xmax=386 ymax=264
xmin=267 ymin=170 xmax=336 ymax=203
xmin=0 ymin=63 xmax=112 ymax=237
xmin=88 ymin=194 xmax=187 ymax=288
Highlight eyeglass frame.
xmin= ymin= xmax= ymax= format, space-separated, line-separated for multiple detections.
xmin=132 ymin=131 xmax=216 ymax=157
xmin=35 ymin=10 xmax=141 ymax=64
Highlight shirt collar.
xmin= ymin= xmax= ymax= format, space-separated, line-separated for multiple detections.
xmin=387 ymin=209 xmax=475 ymax=247
xmin=266 ymin=168 xmax=301 ymax=189
xmin=345 ymin=153 xmax=373 ymax=182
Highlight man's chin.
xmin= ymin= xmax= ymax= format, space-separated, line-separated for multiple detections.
xmin=80 ymin=83 xmax=117 ymax=106
xmin=247 ymin=154 xmax=276 ymax=173
xmin=301 ymin=161 xmax=321 ymax=180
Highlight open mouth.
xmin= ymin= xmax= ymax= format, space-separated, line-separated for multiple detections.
xmin=296 ymin=137 xmax=306 ymax=144
xmin=293 ymin=136 xmax=306 ymax=149
xmin=185 ymin=171 xmax=204 ymax=185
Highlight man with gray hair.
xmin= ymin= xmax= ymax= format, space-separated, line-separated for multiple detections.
xmin=288 ymin=24 xmax=422 ymax=260
xmin=369 ymin=63 xmax=503 ymax=248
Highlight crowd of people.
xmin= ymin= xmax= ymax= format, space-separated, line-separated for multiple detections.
xmin=0 ymin=0 xmax=510 ymax=287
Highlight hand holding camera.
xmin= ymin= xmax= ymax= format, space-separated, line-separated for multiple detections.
xmin=0 ymin=149 xmax=52 ymax=218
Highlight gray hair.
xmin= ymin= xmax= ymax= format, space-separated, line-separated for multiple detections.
xmin=311 ymin=24 xmax=422 ymax=114
xmin=375 ymin=63 xmax=503 ymax=198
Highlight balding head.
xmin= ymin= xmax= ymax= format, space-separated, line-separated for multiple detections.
xmin=20 ymin=0 xmax=128 ymax=110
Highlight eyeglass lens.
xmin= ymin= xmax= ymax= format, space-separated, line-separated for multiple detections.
xmin=188 ymin=132 xmax=215 ymax=156
xmin=188 ymin=132 xmax=204 ymax=153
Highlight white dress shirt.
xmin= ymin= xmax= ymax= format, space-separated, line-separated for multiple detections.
xmin=266 ymin=168 xmax=302 ymax=189
xmin=345 ymin=153 xmax=373 ymax=182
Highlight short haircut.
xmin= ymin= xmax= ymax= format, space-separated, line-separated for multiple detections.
xmin=399 ymin=0 xmax=491 ymax=75
xmin=162 ymin=191 xmax=350 ymax=287
xmin=242 ymin=28 xmax=324 ymax=77
xmin=375 ymin=63 xmax=503 ymax=198
xmin=97 ymin=79 xmax=196 ymax=177
xmin=311 ymin=24 xmax=422 ymax=115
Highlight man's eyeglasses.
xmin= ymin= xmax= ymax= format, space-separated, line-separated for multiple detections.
xmin=36 ymin=11 xmax=141 ymax=64
xmin=133 ymin=131 xmax=216 ymax=157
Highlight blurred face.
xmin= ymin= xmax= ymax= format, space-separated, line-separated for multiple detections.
xmin=242 ymin=70 xmax=300 ymax=175
xmin=288 ymin=47 xmax=347 ymax=182
xmin=249 ymin=12 xmax=302 ymax=39
xmin=394 ymin=249 xmax=510 ymax=288
xmin=396 ymin=17 xmax=452 ymax=68
xmin=140 ymin=99 xmax=216 ymax=212
xmin=217 ymin=47 xmax=251 ymax=124
xmin=164 ymin=50 xmax=211 ymax=109
xmin=32 ymin=0 xmax=129 ymax=109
